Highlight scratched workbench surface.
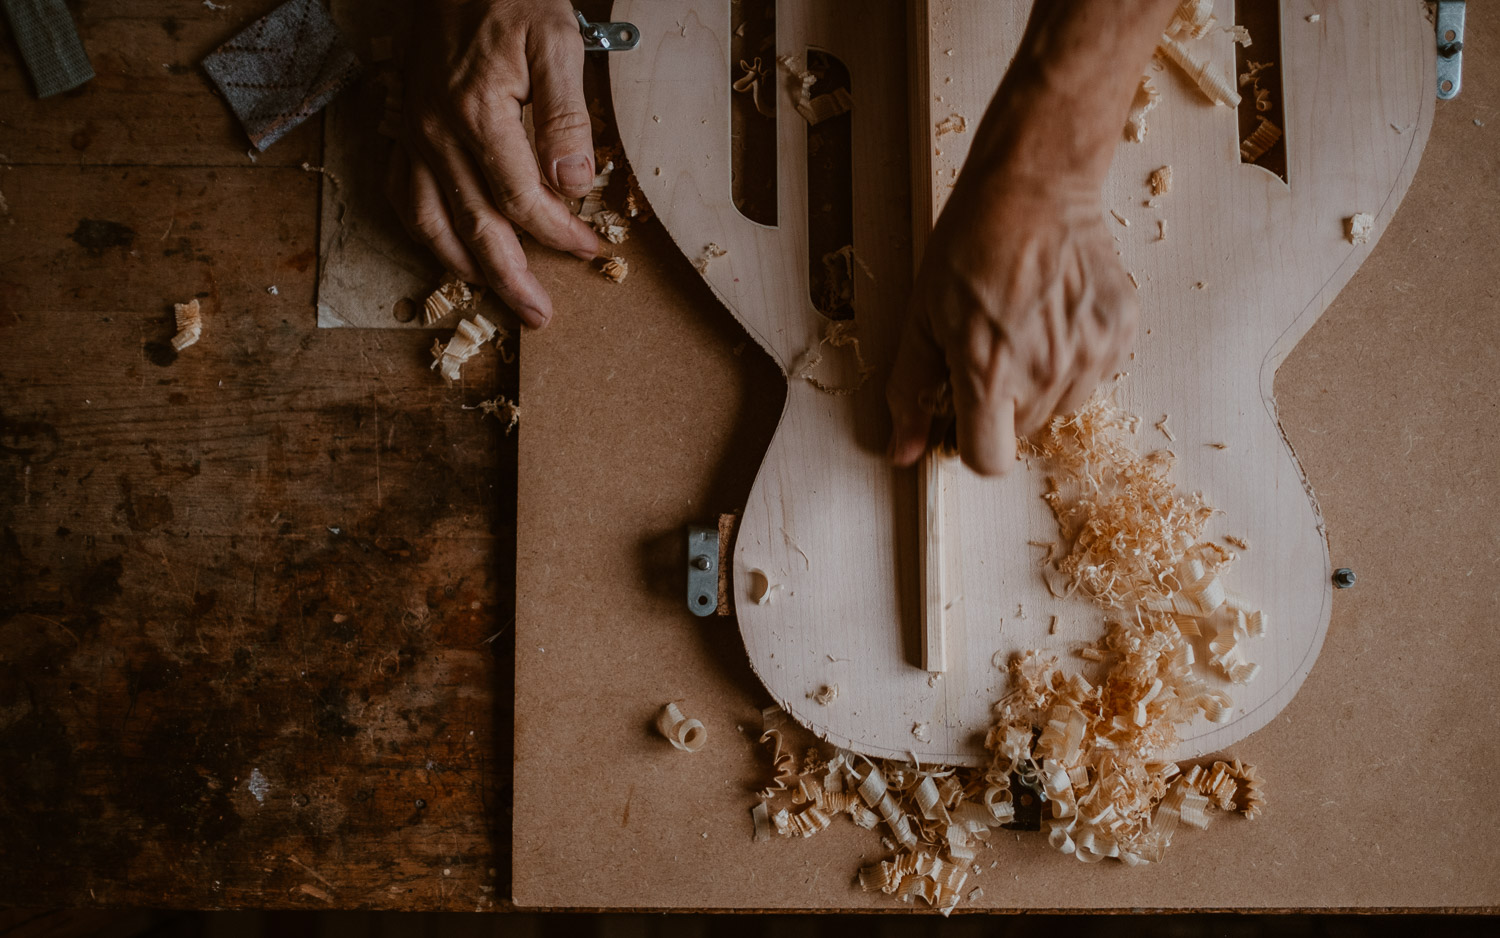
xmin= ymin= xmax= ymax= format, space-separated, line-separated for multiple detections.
xmin=1 ymin=0 xmax=512 ymax=911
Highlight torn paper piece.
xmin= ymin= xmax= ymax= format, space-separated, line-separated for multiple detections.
xmin=430 ymin=314 xmax=497 ymax=383
xmin=1345 ymin=212 xmax=1374 ymax=245
xmin=171 ymin=299 xmax=203 ymax=351
xmin=656 ymin=701 xmax=707 ymax=752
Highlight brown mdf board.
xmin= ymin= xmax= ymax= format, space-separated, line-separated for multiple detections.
xmin=514 ymin=0 xmax=1500 ymax=913
xmin=612 ymin=0 xmax=1431 ymax=768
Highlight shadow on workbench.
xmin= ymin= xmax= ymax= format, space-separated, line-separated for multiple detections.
xmin=4 ymin=910 xmax=1499 ymax=936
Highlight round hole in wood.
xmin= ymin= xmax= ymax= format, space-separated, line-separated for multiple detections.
xmin=393 ymin=297 xmax=417 ymax=322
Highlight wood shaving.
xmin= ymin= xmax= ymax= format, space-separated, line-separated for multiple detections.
xmin=934 ymin=113 xmax=968 ymax=136
xmin=1148 ymin=165 xmax=1173 ymax=197
xmin=1306 ymin=13 xmax=1320 ymax=23
xmin=598 ymin=256 xmax=629 ymax=283
xmin=1239 ymin=61 xmax=1273 ymax=88
xmin=732 ymin=56 xmax=776 ymax=118
xmin=812 ymin=684 xmax=839 ymax=706
xmin=798 ymin=88 xmax=853 ymax=125
xmin=791 ymin=320 xmax=873 ymax=395
xmin=1157 ymin=219 xmax=1168 ymax=242
xmin=1166 ymin=0 xmax=1216 ymax=40
xmin=590 ymin=210 xmax=630 ymax=244
xmin=624 ymin=173 xmax=652 ymax=222
xmin=1154 ymin=415 xmax=1175 ymax=442
xmin=170 ymin=298 xmax=202 ymax=351
xmin=462 ymin=396 xmax=519 ymax=435
xmin=1127 ymin=271 xmax=1141 ymax=290
xmin=656 ymin=701 xmax=707 ymax=752
xmin=1110 ymin=209 xmax=1130 ymax=227
xmin=911 ymin=723 xmax=931 ymax=743
xmin=1123 ymin=76 xmax=1161 ymax=142
xmin=1239 ymin=115 xmax=1279 ymax=162
xmin=1206 ymin=441 xmax=1229 ymax=450
xmin=1346 ymin=213 xmax=1374 ymax=245
xmin=1230 ymin=24 xmax=1251 ymax=46
xmin=429 ymin=314 xmax=497 ymax=383
xmin=1223 ymin=535 xmax=1249 ymax=551
xmin=693 ymin=242 xmax=728 ymax=274
xmin=1255 ymin=87 xmax=1271 ymax=112
xmin=750 ymin=394 xmax=1268 ymax=909
xmin=1158 ymin=36 xmax=1241 ymax=107
xmin=424 ymin=272 xmax=478 ymax=326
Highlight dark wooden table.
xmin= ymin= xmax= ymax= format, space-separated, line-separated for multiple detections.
xmin=2 ymin=0 xmax=512 ymax=910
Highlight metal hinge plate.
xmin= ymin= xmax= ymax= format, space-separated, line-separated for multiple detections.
xmin=576 ymin=10 xmax=640 ymax=52
xmin=1436 ymin=1 xmax=1465 ymax=99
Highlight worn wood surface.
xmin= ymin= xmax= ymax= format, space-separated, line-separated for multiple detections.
xmin=1 ymin=0 xmax=513 ymax=911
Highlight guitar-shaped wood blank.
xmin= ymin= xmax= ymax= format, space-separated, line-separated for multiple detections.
xmin=611 ymin=0 xmax=1433 ymax=765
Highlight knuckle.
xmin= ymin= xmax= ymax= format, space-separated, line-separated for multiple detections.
xmin=494 ymin=185 xmax=546 ymax=222
xmin=451 ymin=205 xmax=499 ymax=244
xmin=411 ymin=208 xmax=450 ymax=242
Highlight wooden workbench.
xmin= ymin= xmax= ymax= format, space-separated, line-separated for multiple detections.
xmin=1 ymin=0 xmax=1497 ymax=913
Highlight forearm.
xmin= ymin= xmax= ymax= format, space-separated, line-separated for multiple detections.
xmin=968 ymin=0 xmax=1181 ymax=190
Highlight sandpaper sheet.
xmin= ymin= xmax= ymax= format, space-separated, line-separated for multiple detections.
xmin=509 ymin=7 xmax=1500 ymax=914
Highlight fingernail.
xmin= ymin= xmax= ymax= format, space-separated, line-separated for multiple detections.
xmin=571 ymin=240 xmax=600 ymax=261
xmin=518 ymin=306 xmax=551 ymax=329
xmin=556 ymin=153 xmax=593 ymax=191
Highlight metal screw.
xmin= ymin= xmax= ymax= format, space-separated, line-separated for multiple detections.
xmin=1332 ymin=568 xmax=1356 ymax=589
xmin=691 ymin=555 xmax=712 ymax=571
xmin=415 ymin=798 xmax=427 ymax=809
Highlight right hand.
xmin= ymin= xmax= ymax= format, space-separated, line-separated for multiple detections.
xmin=386 ymin=0 xmax=602 ymax=328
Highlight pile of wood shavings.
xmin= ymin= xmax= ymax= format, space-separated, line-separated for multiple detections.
xmin=750 ymin=392 xmax=1266 ymax=913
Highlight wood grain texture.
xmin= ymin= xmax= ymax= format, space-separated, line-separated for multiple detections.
xmin=617 ymin=0 xmax=1435 ymax=765
xmin=512 ymin=0 xmax=1500 ymax=909
xmin=0 ymin=2 xmax=514 ymax=911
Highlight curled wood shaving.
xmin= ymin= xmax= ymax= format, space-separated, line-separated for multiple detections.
xmin=462 ymin=396 xmax=519 ymax=435
xmin=1124 ymin=77 xmax=1161 ymax=142
xmin=934 ymin=113 xmax=968 ymax=136
xmin=430 ymin=314 xmax=497 ymax=383
xmin=1239 ymin=117 xmax=1283 ymax=162
xmin=798 ymin=88 xmax=853 ymax=125
xmin=171 ymin=298 xmax=202 ymax=351
xmin=1149 ymin=165 xmax=1173 ymax=197
xmin=1158 ymin=36 xmax=1241 ymax=107
xmin=623 ymin=173 xmax=652 ymax=222
xmin=598 ymin=256 xmax=629 ymax=283
xmin=1346 ymin=213 xmax=1375 ymax=245
xmin=790 ymin=320 xmax=873 ymax=395
xmin=1228 ymin=759 xmax=1266 ymax=819
xmin=656 ymin=701 xmax=707 ymax=752
xmin=590 ymin=210 xmax=630 ymax=244
xmin=1224 ymin=535 xmax=1249 ymax=551
xmin=424 ymin=272 xmax=478 ymax=326
xmin=1230 ymin=24 xmax=1252 ymax=46
xmin=693 ymin=242 xmax=728 ymax=274
xmin=812 ymin=684 xmax=839 ymax=706
xmin=732 ymin=57 xmax=776 ymax=118
xmin=578 ymin=150 xmax=616 ymax=219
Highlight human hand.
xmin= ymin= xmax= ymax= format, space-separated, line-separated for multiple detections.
xmin=386 ymin=0 xmax=601 ymax=328
xmin=885 ymin=166 xmax=1138 ymax=476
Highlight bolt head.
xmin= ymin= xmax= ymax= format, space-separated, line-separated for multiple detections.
xmin=692 ymin=555 xmax=712 ymax=571
xmin=1332 ymin=568 xmax=1356 ymax=589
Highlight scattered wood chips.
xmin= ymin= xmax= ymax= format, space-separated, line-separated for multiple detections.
xmin=430 ymin=314 xmax=497 ymax=383
xmin=1346 ymin=213 xmax=1375 ymax=245
xmin=656 ymin=701 xmax=707 ymax=752
xmin=424 ymin=272 xmax=479 ymax=326
xmin=749 ymin=392 xmax=1268 ymax=914
xmin=171 ymin=298 xmax=202 ymax=351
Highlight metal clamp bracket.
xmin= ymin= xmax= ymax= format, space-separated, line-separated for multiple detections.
xmin=687 ymin=525 xmax=718 ymax=616
xmin=1436 ymin=1 xmax=1465 ymax=100
xmin=576 ymin=10 xmax=640 ymax=52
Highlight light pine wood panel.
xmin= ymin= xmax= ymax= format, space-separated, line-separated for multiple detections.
xmin=614 ymin=0 xmax=1434 ymax=766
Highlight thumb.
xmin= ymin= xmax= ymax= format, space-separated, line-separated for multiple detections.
xmin=885 ymin=311 xmax=948 ymax=467
xmin=530 ymin=23 xmax=595 ymax=198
